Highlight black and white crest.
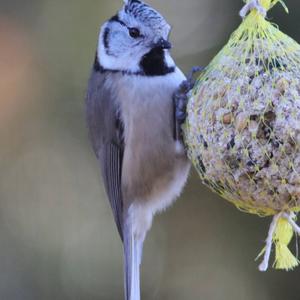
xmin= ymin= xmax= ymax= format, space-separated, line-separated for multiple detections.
xmin=123 ymin=0 xmax=169 ymax=33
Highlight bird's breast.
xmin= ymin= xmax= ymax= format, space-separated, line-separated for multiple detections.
xmin=114 ymin=68 xmax=189 ymax=205
xmin=117 ymin=68 xmax=185 ymax=149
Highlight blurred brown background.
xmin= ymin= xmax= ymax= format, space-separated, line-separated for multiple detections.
xmin=0 ymin=0 xmax=300 ymax=299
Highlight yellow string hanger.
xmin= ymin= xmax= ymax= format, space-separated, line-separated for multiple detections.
xmin=257 ymin=213 xmax=300 ymax=271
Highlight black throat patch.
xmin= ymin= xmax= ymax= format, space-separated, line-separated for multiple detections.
xmin=140 ymin=48 xmax=174 ymax=76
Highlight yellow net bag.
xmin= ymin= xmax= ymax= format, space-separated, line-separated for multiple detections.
xmin=184 ymin=0 xmax=300 ymax=271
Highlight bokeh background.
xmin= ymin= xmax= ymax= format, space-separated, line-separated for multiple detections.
xmin=1 ymin=0 xmax=300 ymax=299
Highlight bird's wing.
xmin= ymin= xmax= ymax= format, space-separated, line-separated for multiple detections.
xmin=86 ymin=62 xmax=124 ymax=240
xmin=86 ymin=57 xmax=141 ymax=300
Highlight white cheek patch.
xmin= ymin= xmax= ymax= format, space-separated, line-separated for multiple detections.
xmin=98 ymin=25 xmax=142 ymax=73
xmin=99 ymin=46 xmax=142 ymax=73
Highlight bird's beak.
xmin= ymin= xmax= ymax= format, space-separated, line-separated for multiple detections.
xmin=153 ymin=38 xmax=172 ymax=50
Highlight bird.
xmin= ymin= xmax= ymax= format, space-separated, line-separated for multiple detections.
xmin=86 ymin=0 xmax=194 ymax=299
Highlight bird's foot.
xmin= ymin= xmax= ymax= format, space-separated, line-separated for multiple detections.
xmin=174 ymin=66 xmax=204 ymax=142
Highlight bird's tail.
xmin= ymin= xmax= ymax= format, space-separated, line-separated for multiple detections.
xmin=123 ymin=221 xmax=143 ymax=300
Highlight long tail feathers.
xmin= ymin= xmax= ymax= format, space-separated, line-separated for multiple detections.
xmin=123 ymin=222 xmax=143 ymax=300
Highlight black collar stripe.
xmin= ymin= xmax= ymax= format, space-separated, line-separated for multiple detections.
xmin=95 ymin=62 xmax=175 ymax=77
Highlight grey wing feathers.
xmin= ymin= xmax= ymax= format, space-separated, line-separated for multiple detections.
xmin=100 ymin=143 xmax=124 ymax=240
xmin=86 ymin=67 xmax=124 ymax=240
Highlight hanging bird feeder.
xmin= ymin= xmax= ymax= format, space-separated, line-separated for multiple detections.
xmin=184 ymin=0 xmax=300 ymax=271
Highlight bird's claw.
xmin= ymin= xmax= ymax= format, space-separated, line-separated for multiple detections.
xmin=173 ymin=66 xmax=204 ymax=142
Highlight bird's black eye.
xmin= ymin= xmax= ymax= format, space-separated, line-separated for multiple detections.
xmin=129 ymin=28 xmax=140 ymax=38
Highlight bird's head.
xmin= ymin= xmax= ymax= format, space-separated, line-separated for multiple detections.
xmin=97 ymin=0 xmax=175 ymax=76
